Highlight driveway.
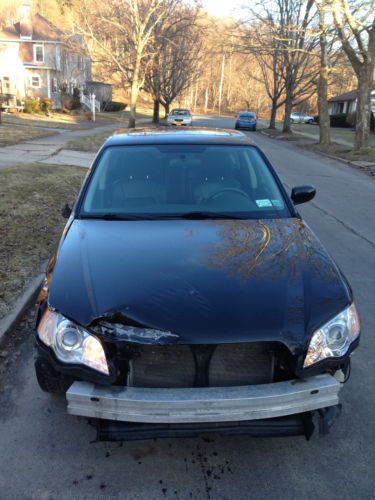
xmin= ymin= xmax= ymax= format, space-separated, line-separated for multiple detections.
xmin=0 ymin=115 xmax=374 ymax=499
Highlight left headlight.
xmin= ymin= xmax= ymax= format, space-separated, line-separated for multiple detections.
xmin=37 ymin=309 xmax=109 ymax=375
xmin=303 ymin=303 xmax=360 ymax=368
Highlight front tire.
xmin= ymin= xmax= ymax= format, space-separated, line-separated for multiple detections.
xmin=35 ymin=359 xmax=69 ymax=394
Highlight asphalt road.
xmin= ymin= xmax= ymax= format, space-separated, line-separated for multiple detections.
xmin=1 ymin=115 xmax=374 ymax=500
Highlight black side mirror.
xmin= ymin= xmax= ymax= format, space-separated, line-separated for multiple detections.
xmin=291 ymin=185 xmax=316 ymax=205
xmin=61 ymin=203 xmax=72 ymax=219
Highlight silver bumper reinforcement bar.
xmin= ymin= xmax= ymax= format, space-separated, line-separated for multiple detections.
xmin=66 ymin=374 xmax=341 ymax=423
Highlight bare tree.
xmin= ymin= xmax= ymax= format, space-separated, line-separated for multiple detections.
xmin=239 ymin=19 xmax=286 ymax=128
xmin=239 ymin=0 xmax=319 ymax=131
xmin=74 ymin=0 xmax=183 ymax=128
xmin=316 ymin=0 xmax=331 ymax=144
xmin=157 ymin=20 xmax=202 ymax=117
xmin=144 ymin=5 xmax=200 ymax=123
xmin=328 ymin=0 xmax=375 ymax=150
xmin=275 ymin=0 xmax=318 ymax=132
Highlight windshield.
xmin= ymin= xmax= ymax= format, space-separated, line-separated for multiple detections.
xmin=239 ymin=112 xmax=255 ymax=118
xmin=171 ymin=109 xmax=190 ymax=116
xmin=80 ymin=145 xmax=290 ymax=219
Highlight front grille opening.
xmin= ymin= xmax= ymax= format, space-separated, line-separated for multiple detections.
xmin=209 ymin=343 xmax=272 ymax=387
xmin=128 ymin=345 xmax=195 ymax=388
xmin=126 ymin=343 xmax=285 ymax=389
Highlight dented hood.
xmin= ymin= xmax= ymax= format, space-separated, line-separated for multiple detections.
xmin=48 ymin=218 xmax=351 ymax=354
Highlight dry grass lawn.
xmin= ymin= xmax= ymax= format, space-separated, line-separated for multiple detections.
xmin=305 ymin=143 xmax=375 ymax=179
xmin=0 ymin=163 xmax=87 ymax=319
xmin=2 ymin=107 xmax=152 ymax=131
xmin=2 ymin=112 xmax=87 ymax=130
xmin=0 ymin=122 xmax=56 ymax=146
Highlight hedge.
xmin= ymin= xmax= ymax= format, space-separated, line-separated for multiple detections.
xmin=330 ymin=113 xmax=350 ymax=128
xmin=315 ymin=112 xmax=374 ymax=131
xmin=103 ymin=101 xmax=127 ymax=112
xmin=24 ymin=98 xmax=41 ymax=114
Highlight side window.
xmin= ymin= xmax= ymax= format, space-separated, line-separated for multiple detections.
xmin=30 ymin=75 xmax=41 ymax=88
xmin=34 ymin=45 xmax=44 ymax=63
xmin=2 ymin=76 xmax=10 ymax=92
xmin=51 ymin=78 xmax=58 ymax=93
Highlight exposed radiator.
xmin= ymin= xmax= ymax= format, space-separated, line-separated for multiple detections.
xmin=128 ymin=343 xmax=273 ymax=389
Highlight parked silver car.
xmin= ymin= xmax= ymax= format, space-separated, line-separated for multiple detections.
xmin=167 ymin=109 xmax=192 ymax=126
xmin=290 ymin=112 xmax=314 ymax=124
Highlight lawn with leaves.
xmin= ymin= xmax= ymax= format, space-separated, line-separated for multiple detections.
xmin=0 ymin=163 xmax=86 ymax=319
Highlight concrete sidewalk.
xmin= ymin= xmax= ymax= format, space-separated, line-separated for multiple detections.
xmin=0 ymin=119 xmax=150 ymax=169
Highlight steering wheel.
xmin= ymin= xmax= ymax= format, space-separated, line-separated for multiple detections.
xmin=204 ymin=188 xmax=250 ymax=204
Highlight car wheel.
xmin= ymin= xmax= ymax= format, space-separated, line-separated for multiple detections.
xmin=307 ymin=119 xmax=313 ymax=124
xmin=35 ymin=359 xmax=69 ymax=394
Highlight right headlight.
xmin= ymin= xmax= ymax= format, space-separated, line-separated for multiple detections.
xmin=303 ymin=303 xmax=360 ymax=368
xmin=37 ymin=309 xmax=109 ymax=375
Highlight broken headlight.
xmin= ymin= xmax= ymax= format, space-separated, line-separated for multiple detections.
xmin=303 ymin=303 xmax=360 ymax=368
xmin=37 ymin=309 xmax=109 ymax=375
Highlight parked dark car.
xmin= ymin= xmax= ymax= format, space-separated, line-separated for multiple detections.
xmin=235 ymin=111 xmax=257 ymax=131
xmin=34 ymin=129 xmax=360 ymax=441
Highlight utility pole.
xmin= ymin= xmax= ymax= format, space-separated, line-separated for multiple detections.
xmin=218 ymin=53 xmax=225 ymax=116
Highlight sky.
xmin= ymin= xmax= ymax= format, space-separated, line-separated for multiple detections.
xmin=202 ymin=0 xmax=245 ymax=18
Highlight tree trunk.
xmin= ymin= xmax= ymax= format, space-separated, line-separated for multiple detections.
xmin=355 ymin=65 xmax=373 ymax=151
xmin=128 ymin=52 xmax=142 ymax=128
xmin=283 ymin=90 xmax=293 ymax=133
xmin=153 ymin=98 xmax=160 ymax=124
xmin=317 ymin=6 xmax=331 ymax=145
xmin=204 ymin=87 xmax=209 ymax=113
xmin=218 ymin=54 xmax=225 ymax=115
xmin=164 ymin=101 xmax=170 ymax=118
xmin=269 ymin=99 xmax=277 ymax=129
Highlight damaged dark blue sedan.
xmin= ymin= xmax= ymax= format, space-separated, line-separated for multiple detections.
xmin=34 ymin=129 xmax=360 ymax=441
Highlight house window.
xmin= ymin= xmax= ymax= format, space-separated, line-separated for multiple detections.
xmin=34 ymin=45 xmax=44 ymax=63
xmin=30 ymin=75 xmax=41 ymax=88
xmin=51 ymin=78 xmax=58 ymax=93
xmin=2 ymin=76 xmax=11 ymax=93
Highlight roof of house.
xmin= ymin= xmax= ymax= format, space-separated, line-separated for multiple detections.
xmin=328 ymin=90 xmax=357 ymax=103
xmin=0 ymin=14 xmax=64 ymax=42
xmin=86 ymin=81 xmax=113 ymax=87
xmin=329 ymin=87 xmax=375 ymax=103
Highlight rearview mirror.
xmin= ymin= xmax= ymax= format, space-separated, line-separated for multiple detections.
xmin=291 ymin=185 xmax=316 ymax=205
xmin=61 ymin=203 xmax=72 ymax=219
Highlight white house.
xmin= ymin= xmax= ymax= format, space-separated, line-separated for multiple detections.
xmin=328 ymin=88 xmax=375 ymax=115
xmin=0 ymin=1 xmax=110 ymax=110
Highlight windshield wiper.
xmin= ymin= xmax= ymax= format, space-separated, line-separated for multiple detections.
xmin=79 ymin=212 xmax=247 ymax=221
xmin=79 ymin=213 xmax=157 ymax=221
xmin=176 ymin=211 xmax=246 ymax=220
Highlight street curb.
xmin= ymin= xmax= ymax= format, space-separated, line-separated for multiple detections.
xmin=260 ymin=130 xmax=375 ymax=178
xmin=0 ymin=272 xmax=44 ymax=346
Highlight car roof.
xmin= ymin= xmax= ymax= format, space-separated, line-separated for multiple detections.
xmin=104 ymin=128 xmax=256 ymax=147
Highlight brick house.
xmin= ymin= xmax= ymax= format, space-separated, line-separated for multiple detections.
xmin=0 ymin=1 xmax=110 ymax=110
